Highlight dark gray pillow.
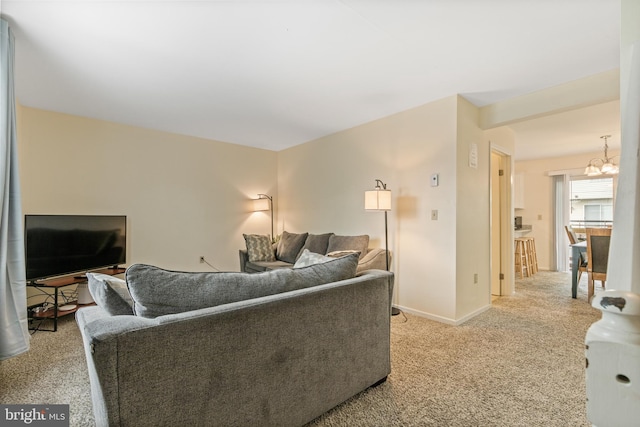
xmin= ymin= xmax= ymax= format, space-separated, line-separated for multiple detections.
xmin=301 ymin=233 xmax=334 ymax=255
xmin=276 ymin=231 xmax=309 ymax=263
xmin=125 ymin=252 xmax=359 ymax=318
xmin=326 ymin=234 xmax=369 ymax=260
xmin=87 ymin=273 xmax=134 ymax=316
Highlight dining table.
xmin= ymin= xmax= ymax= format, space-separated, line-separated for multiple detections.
xmin=571 ymin=241 xmax=587 ymax=298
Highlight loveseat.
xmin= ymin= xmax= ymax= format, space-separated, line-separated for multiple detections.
xmin=240 ymin=231 xmax=390 ymax=274
xmin=77 ymin=253 xmax=394 ymax=427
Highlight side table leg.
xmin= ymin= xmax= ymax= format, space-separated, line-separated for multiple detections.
xmin=53 ymin=287 xmax=59 ymax=332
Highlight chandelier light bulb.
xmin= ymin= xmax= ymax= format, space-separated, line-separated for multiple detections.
xmin=584 ymin=135 xmax=618 ymax=176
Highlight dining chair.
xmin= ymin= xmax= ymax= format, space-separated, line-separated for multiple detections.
xmin=565 ymin=226 xmax=587 ymax=282
xmin=585 ymin=227 xmax=611 ymax=301
xmin=564 ymin=225 xmax=578 ymax=245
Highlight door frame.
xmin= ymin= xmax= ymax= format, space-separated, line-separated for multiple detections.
xmin=490 ymin=144 xmax=515 ymax=296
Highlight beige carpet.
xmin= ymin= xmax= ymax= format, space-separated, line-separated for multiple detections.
xmin=0 ymin=271 xmax=600 ymax=426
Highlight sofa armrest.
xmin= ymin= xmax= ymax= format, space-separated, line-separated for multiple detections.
xmin=240 ymin=246 xmax=280 ymax=272
xmin=239 ymin=249 xmax=249 ymax=272
xmin=357 ymin=248 xmax=391 ymax=273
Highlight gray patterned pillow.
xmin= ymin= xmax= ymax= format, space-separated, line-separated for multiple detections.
xmin=243 ymin=234 xmax=276 ymax=262
xmin=87 ymin=273 xmax=134 ymax=316
xmin=293 ymin=249 xmax=334 ymax=268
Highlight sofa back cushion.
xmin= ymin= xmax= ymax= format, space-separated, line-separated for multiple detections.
xmin=126 ymin=252 xmax=359 ymax=318
xmin=326 ymin=234 xmax=369 ymax=260
xmin=300 ymin=233 xmax=334 ymax=255
xmin=275 ymin=231 xmax=308 ymax=263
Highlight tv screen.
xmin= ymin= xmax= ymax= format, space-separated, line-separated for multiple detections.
xmin=24 ymin=215 xmax=127 ymax=281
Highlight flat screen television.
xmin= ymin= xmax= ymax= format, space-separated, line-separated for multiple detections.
xmin=24 ymin=215 xmax=127 ymax=282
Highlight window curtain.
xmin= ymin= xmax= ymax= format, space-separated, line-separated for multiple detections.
xmin=552 ymin=174 xmax=568 ymax=272
xmin=0 ymin=18 xmax=29 ymax=360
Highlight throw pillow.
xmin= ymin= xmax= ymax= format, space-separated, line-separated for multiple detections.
xmin=125 ymin=253 xmax=359 ymax=318
xmin=327 ymin=250 xmax=361 ymax=258
xmin=86 ymin=272 xmax=134 ymax=316
xmin=326 ymin=234 xmax=369 ymax=260
xmin=293 ymin=249 xmax=334 ymax=268
xmin=301 ymin=233 xmax=334 ymax=255
xmin=276 ymin=231 xmax=309 ymax=263
xmin=243 ymin=234 xmax=276 ymax=262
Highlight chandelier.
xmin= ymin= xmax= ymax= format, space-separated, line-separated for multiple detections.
xmin=584 ymin=135 xmax=619 ymax=176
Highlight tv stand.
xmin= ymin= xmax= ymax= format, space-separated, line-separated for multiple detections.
xmin=27 ymin=267 xmax=126 ymax=332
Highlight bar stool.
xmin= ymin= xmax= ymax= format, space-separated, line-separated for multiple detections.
xmin=525 ymin=237 xmax=538 ymax=274
xmin=514 ymin=238 xmax=531 ymax=278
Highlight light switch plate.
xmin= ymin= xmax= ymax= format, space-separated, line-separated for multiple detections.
xmin=431 ymin=173 xmax=439 ymax=187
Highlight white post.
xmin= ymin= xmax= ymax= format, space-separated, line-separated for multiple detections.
xmin=585 ymin=292 xmax=640 ymax=426
xmin=585 ymin=2 xmax=640 ymax=425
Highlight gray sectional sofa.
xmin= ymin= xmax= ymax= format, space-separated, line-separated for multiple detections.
xmin=240 ymin=231 xmax=390 ymax=274
xmin=77 ymin=253 xmax=394 ymax=427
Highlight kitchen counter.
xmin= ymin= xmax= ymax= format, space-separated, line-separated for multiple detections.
xmin=514 ymin=225 xmax=532 ymax=237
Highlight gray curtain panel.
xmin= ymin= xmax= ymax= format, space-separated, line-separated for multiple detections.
xmin=0 ymin=19 xmax=29 ymax=360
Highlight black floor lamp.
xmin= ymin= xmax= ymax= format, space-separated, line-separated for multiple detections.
xmin=365 ymin=179 xmax=399 ymax=316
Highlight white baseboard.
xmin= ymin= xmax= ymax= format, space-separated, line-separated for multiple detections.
xmin=394 ymin=303 xmax=491 ymax=326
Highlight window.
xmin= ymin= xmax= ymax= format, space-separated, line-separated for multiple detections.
xmin=570 ymin=177 xmax=614 ymax=228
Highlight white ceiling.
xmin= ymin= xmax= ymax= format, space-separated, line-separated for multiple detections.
xmin=510 ymin=99 xmax=620 ymax=161
xmin=1 ymin=0 xmax=621 ymax=158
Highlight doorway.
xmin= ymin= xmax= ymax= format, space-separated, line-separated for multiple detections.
xmin=490 ymin=149 xmax=513 ymax=297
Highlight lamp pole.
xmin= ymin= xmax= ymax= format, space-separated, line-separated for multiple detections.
xmin=384 ymin=209 xmax=389 ymax=271
xmin=372 ymin=179 xmax=390 ymax=272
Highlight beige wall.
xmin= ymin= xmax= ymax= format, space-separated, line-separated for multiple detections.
xmin=279 ymin=95 xmax=492 ymax=323
xmin=514 ymin=150 xmax=620 ymax=272
xmin=17 ymin=95 xmax=504 ymax=324
xmin=19 ymin=99 xmax=611 ymax=324
xmin=23 ymin=96 xmax=604 ymax=324
xmin=456 ymin=96 xmax=491 ymax=318
xmin=17 ymin=106 xmax=277 ymax=273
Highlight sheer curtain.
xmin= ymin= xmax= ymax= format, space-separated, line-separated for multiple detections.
xmin=551 ymin=173 xmax=569 ymax=272
xmin=0 ymin=18 xmax=29 ymax=360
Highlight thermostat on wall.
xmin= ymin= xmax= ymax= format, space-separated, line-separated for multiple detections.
xmin=431 ymin=173 xmax=439 ymax=187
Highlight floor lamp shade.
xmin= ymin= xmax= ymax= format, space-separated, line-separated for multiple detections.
xmin=253 ymin=194 xmax=274 ymax=242
xmin=253 ymin=198 xmax=270 ymax=212
xmin=365 ymin=189 xmax=391 ymax=211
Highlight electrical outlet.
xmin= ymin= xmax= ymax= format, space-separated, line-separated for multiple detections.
xmin=199 ymin=256 xmax=205 ymax=264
